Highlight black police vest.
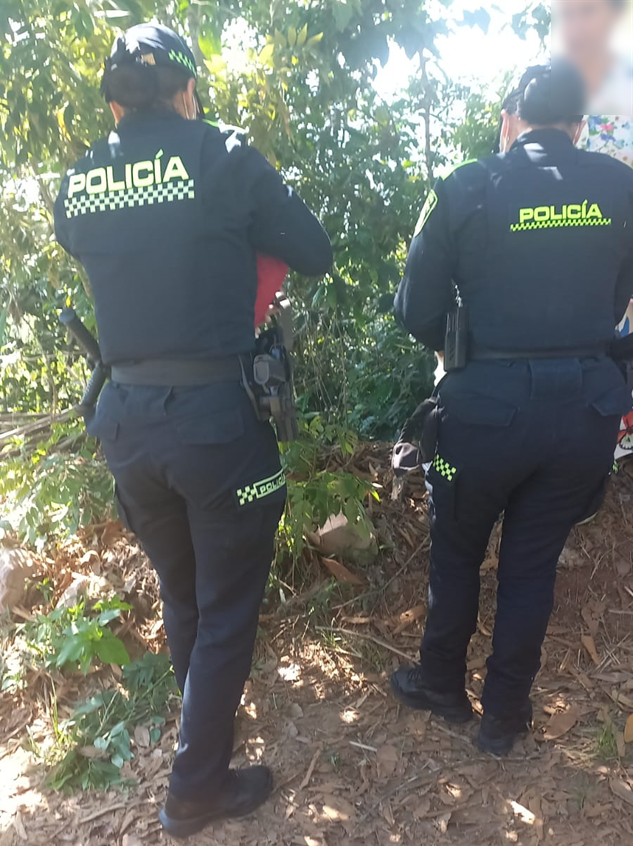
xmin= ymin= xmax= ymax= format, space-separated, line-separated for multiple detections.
xmin=447 ymin=132 xmax=633 ymax=353
xmin=55 ymin=113 xmax=259 ymax=365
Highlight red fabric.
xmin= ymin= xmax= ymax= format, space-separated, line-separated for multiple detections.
xmin=255 ymin=255 xmax=288 ymax=326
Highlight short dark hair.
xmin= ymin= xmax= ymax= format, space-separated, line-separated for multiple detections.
xmin=103 ymin=62 xmax=190 ymax=112
xmin=503 ymin=61 xmax=587 ymax=126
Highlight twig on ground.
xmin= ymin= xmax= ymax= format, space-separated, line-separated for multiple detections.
xmin=273 ymin=769 xmax=304 ymax=794
xmin=333 ymin=539 xmax=429 ymax=611
xmin=349 ymin=741 xmax=378 ymax=753
xmin=50 ymin=801 xmax=140 ymax=839
xmin=300 ymin=744 xmax=323 ymax=789
xmin=80 ymin=800 xmax=140 ymax=824
xmin=316 ymin=626 xmax=415 ymax=663
xmin=432 ymin=721 xmax=475 ymax=747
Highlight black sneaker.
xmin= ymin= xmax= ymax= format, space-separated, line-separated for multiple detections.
xmin=390 ymin=666 xmax=473 ymax=724
xmin=477 ymin=703 xmax=533 ymax=757
xmin=159 ymin=766 xmax=273 ymax=838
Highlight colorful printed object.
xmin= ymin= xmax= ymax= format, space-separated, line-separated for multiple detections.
xmin=580 ymin=116 xmax=633 ymax=168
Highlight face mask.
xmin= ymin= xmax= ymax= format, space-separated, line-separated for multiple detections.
xmin=181 ymin=92 xmax=192 ymax=120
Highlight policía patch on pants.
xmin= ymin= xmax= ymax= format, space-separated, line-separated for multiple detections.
xmin=432 ymin=453 xmax=458 ymax=482
xmin=235 ymin=468 xmax=287 ymax=508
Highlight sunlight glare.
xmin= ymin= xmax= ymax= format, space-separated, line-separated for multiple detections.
xmin=375 ymin=0 xmax=546 ymax=103
xmin=340 ymin=707 xmax=360 ymax=724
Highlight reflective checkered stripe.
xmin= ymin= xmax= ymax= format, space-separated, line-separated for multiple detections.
xmin=510 ymin=218 xmax=612 ymax=232
xmin=169 ymin=49 xmax=197 ymax=77
xmin=65 ymin=179 xmax=195 ymax=218
xmin=236 ymin=469 xmax=286 ymax=507
xmin=414 ymin=189 xmax=438 ymax=237
xmin=432 ymin=454 xmax=457 ymax=481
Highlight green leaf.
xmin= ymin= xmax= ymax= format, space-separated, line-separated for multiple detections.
xmin=95 ymin=636 xmax=130 ymax=666
xmin=288 ymin=26 xmax=297 ymax=47
xmin=259 ymin=43 xmax=275 ymax=66
xmin=333 ymin=3 xmax=355 ymax=31
xmin=54 ymin=636 xmax=85 ymax=668
xmin=375 ymin=105 xmax=390 ymax=127
xmin=204 ymin=56 xmax=227 ymax=76
xmin=198 ymin=31 xmax=222 ymax=59
xmin=460 ymin=8 xmax=491 ymax=34
xmin=96 ymin=608 xmax=124 ymax=625
xmin=297 ymin=24 xmax=308 ymax=46
xmin=0 ymin=300 xmax=8 ymax=349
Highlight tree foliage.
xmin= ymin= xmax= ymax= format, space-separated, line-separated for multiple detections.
xmin=1 ymin=1 xmax=549 ymax=539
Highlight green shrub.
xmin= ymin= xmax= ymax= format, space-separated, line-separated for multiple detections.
xmin=19 ymin=596 xmax=131 ymax=676
xmin=0 ymin=419 xmax=114 ymax=548
xmin=278 ymin=415 xmax=378 ymax=568
xmin=47 ymin=653 xmax=177 ymax=792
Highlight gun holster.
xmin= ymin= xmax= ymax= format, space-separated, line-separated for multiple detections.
xmin=241 ymin=327 xmax=299 ymax=443
xmin=392 ymin=397 xmax=440 ymax=477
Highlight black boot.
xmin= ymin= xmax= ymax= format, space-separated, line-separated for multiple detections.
xmin=159 ymin=766 xmax=273 ymax=838
xmin=390 ymin=666 xmax=473 ymax=724
xmin=477 ymin=703 xmax=533 ymax=757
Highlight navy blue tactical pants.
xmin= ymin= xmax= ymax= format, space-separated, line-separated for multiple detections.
xmin=88 ymin=380 xmax=286 ymax=800
xmin=418 ymin=358 xmax=628 ymax=717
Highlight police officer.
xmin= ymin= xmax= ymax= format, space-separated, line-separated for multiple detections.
xmin=390 ymin=62 xmax=633 ymax=756
xmin=54 ymin=24 xmax=332 ymax=837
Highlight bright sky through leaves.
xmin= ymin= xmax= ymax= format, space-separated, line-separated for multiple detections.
xmin=376 ymin=0 xmax=546 ymax=100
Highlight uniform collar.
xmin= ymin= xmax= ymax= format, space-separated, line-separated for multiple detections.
xmin=512 ymin=128 xmax=575 ymax=151
xmin=116 ymin=108 xmax=186 ymax=132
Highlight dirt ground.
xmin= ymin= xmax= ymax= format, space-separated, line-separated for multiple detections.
xmin=2 ymin=447 xmax=633 ymax=846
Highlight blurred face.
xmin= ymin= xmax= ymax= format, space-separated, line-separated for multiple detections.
xmin=554 ymin=0 xmax=622 ymax=62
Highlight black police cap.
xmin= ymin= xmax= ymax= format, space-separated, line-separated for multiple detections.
xmin=101 ymin=23 xmax=198 ymax=101
xmin=502 ymin=65 xmax=549 ymax=114
xmin=503 ymin=60 xmax=587 ymax=124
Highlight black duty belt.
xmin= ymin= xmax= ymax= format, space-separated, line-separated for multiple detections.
xmin=110 ymin=357 xmax=244 ymax=386
xmin=470 ymin=345 xmax=607 ymax=362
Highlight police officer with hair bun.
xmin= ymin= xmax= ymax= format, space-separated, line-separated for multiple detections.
xmin=391 ymin=61 xmax=633 ymax=756
xmin=54 ymin=23 xmax=332 ymax=837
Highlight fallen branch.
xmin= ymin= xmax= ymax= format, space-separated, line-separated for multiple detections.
xmin=317 ymin=626 xmax=416 ymax=663
xmin=300 ymin=744 xmax=323 ymax=789
xmin=0 ymin=408 xmax=75 ymax=445
xmin=80 ymin=800 xmax=141 ymax=824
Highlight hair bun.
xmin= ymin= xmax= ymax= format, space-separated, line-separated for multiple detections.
xmin=519 ymin=60 xmax=586 ymax=126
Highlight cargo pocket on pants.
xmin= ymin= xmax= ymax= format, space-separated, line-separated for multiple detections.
xmin=426 ymin=452 xmax=460 ymax=521
xmin=429 ymin=393 xmax=518 ymax=521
